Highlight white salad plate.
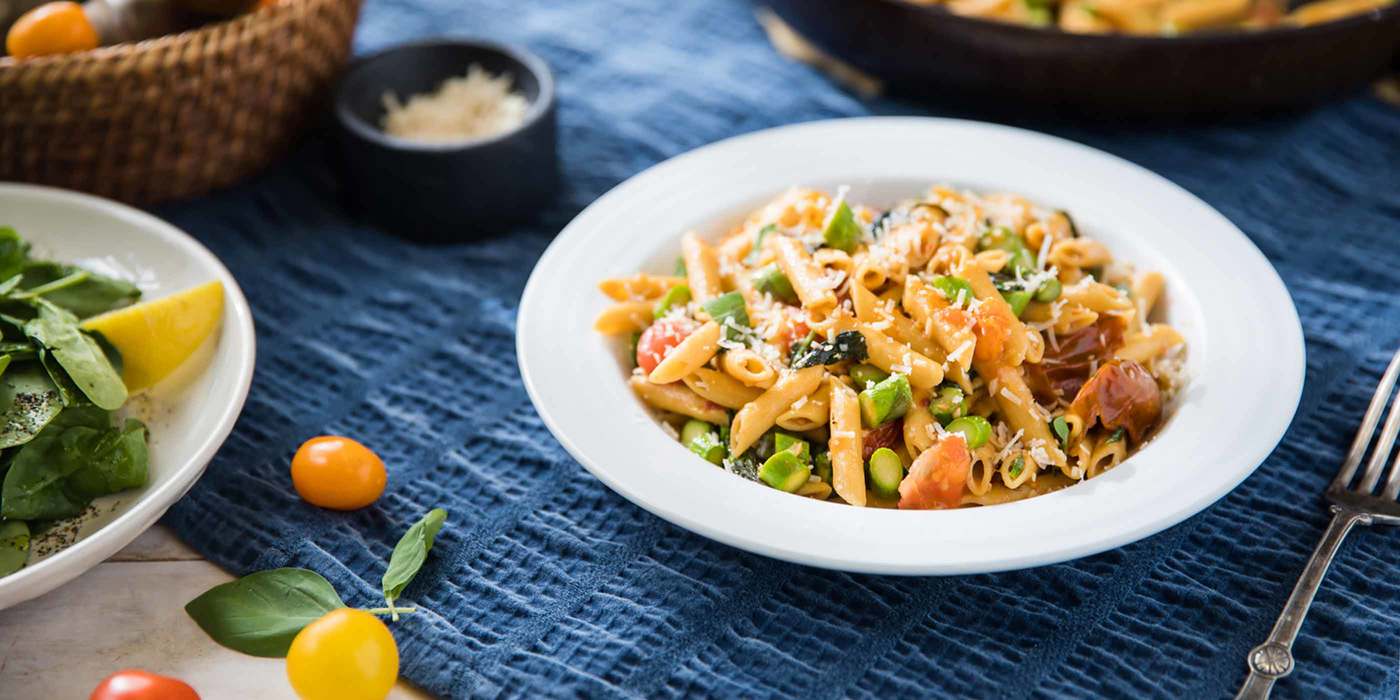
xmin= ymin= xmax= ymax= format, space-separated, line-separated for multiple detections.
xmin=516 ymin=117 xmax=1304 ymax=575
xmin=0 ymin=184 xmax=256 ymax=608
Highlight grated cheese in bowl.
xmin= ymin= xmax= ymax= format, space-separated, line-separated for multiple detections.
xmin=381 ymin=64 xmax=530 ymax=143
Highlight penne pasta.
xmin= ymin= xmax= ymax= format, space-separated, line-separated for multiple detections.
xmin=681 ymin=231 xmax=723 ymax=303
xmin=773 ymin=236 xmax=837 ymax=311
xmin=721 ymin=348 xmax=777 ymax=388
xmin=683 ymin=367 xmax=764 ymax=409
xmin=828 ymin=378 xmax=866 ymax=507
xmin=649 ymin=321 xmax=721 ymax=384
xmin=598 ymin=274 xmax=685 ymax=302
xmin=628 ymin=375 xmax=728 ymax=424
xmin=729 ymin=366 xmax=824 ymax=455
xmin=594 ymin=302 xmax=654 ymax=334
xmin=776 ymin=379 xmax=831 ymax=432
xmin=602 ymin=185 xmax=1185 ymax=509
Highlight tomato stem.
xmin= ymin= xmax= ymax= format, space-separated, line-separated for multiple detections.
xmin=362 ymin=606 xmax=417 ymax=616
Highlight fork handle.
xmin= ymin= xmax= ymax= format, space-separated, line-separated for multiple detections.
xmin=1235 ymin=508 xmax=1369 ymax=700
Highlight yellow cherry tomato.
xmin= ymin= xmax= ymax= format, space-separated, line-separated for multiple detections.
xmin=291 ymin=436 xmax=386 ymax=510
xmin=6 ymin=1 xmax=98 ymax=58
xmin=286 ymin=609 xmax=398 ymax=700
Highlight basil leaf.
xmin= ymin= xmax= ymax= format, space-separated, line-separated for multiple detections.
xmin=382 ymin=508 xmax=447 ymax=612
xmin=0 ymin=363 xmax=64 ymax=449
xmin=0 ymin=520 xmax=30 ymax=577
xmin=0 ymin=408 xmax=147 ymax=521
xmin=15 ymin=261 xmax=140 ymax=319
xmin=24 ymin=302 xmax=126 ymax=410
xmin=186 ymin=568 xmax=346 ymax=658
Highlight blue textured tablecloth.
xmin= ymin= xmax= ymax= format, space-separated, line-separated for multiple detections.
xmin=159 ymin=1 xmax=1400 ymax=697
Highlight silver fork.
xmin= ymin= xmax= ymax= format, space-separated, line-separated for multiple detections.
xmin=1236 ymin=346 xmax=1400 ymax=699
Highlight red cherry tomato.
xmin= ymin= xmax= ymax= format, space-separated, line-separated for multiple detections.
xmin=636 ymin=318 xmax=697 ymax=375
xmin=90 ymin=669 xmax=200 ymax=700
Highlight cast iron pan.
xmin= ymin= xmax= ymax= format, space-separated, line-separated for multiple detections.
xmin=762 ymin=0 xmax=1400 ymax=115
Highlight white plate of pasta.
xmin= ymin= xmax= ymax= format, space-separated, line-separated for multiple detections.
xmin=516 ymin=117 xmax=1303 ymax=575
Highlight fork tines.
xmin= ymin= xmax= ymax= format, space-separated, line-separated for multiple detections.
xmin=1330 ymin=347 xmax=1400 ymax=500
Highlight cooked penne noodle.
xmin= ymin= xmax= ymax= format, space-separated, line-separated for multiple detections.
xmin=1048 ymin=239 xmax=1112 ymax=270
xmin=1115 ymin=323 xmax=1185 ymax=364
xmin=721 ymin=349 xmax=777 ymax=388
xmin=649 ymin=321 xmax=722 ymax=384
xmin=967 ymin=443 xmax=998 ymax=496
xmin=594 ymin=302 xmax=655 ymax=334
xmin=773 ymin=236 xmax=837 ymax=311
xmin=849 ymin=320 xmax=943 ymax=389
xmin=681 ymin=231 xmax=723 ymax=303
xmin=628 ymin=375 xmax=728 ymax=424
xmin=598 ymin=274 xmax=686 ymax=302
xmin=1063 ymin=281 xmax=1134 ymax=314
xmin=776 ymin=379 xmax=831 ymax=432
xmin=683 ymin=367 xmax=764 ymax=409
xmin=1087 ymin=433 xmax=1129 ymax=477
xmin=729 ymin=366 xmax=824 ymax=455
xmin=989 ymin=365 xmax=1063 ymax=466
xmin=1133 ymin=271 xmax=1165 ymax=323
xmin=828 ymin=378 xmax=866 ymax=507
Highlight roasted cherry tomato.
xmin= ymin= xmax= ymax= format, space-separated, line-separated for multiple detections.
xmin=286 ymin=609 xmax=399 ymax=700
xmin=635 ymin=317 xmax=697 ymax=375
xmin=90 ymin=669 xmax=200 ymax=700
xmin=6 ymin=1 xmax=98 ymax=58
xmin=291 ymin=436 xmax=387 ymax=510
xmin=899 ymin=434 xmax=971 ymax=510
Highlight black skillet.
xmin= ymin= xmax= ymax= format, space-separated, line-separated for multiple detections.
xmin=761 ymin=0 xmax=1400 ymax=116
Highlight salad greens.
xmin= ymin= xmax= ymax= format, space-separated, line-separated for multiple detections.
xmin=0 ymin=226 xmax=146 ymax=578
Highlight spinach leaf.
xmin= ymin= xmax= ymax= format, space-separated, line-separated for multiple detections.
xmin=15 ymin=261 xmax=140 ymax=319
xmin=0 ymin=342 xmax=36 ymax=362
xmin=791 ymin=330 xmax=868 ymax=369
xmin=185 ymin=568 xmax=346 ymax=658
xmin=24 ymin=302 xmax=126 ymax=410
xmin=0 ymin=364 xmax=63 ymax=449
xmin=0 ymin=409 xmax=147 ymax=521
xmin=38 ymin=349 xmax=81 ymax=407
xmin=0 ymin=519 xmax=28 ymax=577
xmin=0 ymin=228 xmax=30 ymax=281
xmin=382 ymin=508 xmax=447 ymax=619
xmin=722 ymin=431 xmax=774 ymax=483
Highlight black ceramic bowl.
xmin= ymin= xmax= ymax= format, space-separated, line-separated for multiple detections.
xmin=762 ymin=0 xmax=1400 ymax=116
xmin=335 ymin=39 xmax=558 ymax=240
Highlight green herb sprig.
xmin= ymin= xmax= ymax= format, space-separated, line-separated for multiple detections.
xmin=185 ymin=508 xmax=449 ymax=657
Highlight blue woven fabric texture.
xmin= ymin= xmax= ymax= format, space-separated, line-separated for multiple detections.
xmin=159 ymin=0 xmax=1400 ymax=697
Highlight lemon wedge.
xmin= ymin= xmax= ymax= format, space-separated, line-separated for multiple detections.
xmin=81 ymin=281 xmax=224 ymax=392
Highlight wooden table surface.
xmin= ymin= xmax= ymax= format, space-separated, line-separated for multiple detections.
xmin=0 ymin=526 xmax=431 ymax=699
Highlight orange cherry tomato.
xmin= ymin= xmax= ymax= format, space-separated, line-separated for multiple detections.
xmin=90 ymin=669 xmax=200 ymax=700
xmin=291 ymin=436 xmax=387 ymax=510
xmin=636 ymin=317 xmax=697 ymax=375
xmin=6 ymin=1 xmax=98 ymax=58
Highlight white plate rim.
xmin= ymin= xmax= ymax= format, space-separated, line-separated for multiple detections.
xmin=0 ymin=183 xmax=256 ymax=606
xmin=517 ymin=117 xmax=1304 ymax=575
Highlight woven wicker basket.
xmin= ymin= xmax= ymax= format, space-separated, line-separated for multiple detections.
xmin=0 ymin=0 xmax=361 ymax=205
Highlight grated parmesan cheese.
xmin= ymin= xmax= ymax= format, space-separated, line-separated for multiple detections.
xmin=382 ymin=64 xmax=530 ymax=142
